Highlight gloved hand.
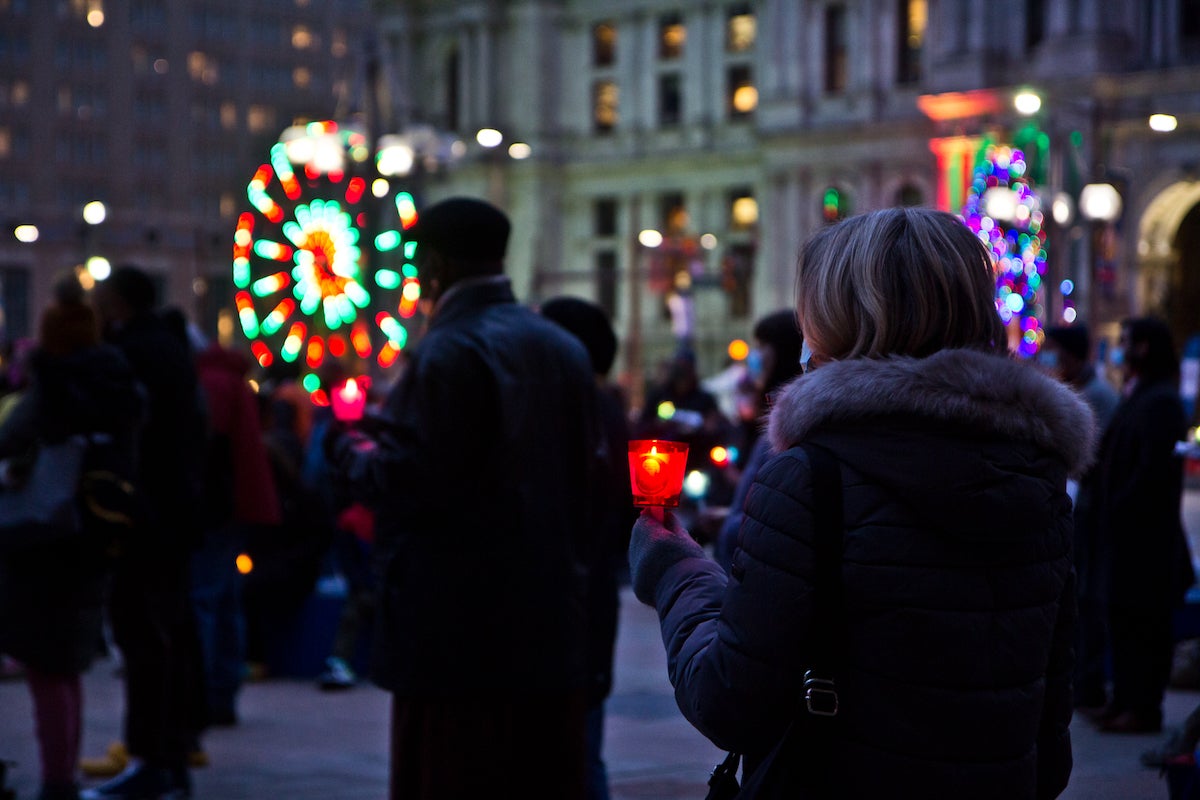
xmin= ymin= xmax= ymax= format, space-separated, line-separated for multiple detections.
xmin=628 ymin=507 xmax=705 ymax=606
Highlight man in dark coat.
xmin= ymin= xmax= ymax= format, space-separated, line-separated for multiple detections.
xmin=83 ymin=266 xmax=206 ymax=800
xmin=329 ymin=197 xmax=600 ymax=799
xmin=1092 ymin=316 xmax=1194 ymax=733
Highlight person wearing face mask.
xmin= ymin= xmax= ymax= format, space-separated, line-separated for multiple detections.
xmin=1040 ymin=325 xmax=1120 ymax=713
xmin=714 ymin=309 xmax=804 ymax=573
xmin=1088 ymin=317 xmax=1194 ymax=734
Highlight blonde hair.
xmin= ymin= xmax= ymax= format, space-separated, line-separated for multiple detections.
xmin=795 ymin=207 xmax=1006 ymax=360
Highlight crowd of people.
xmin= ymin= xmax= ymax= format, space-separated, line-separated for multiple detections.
xmin=0 ymin=197 xmax=1195 ymax=800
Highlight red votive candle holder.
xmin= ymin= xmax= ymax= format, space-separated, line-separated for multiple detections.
xmin=331 ymin=377 xmax=367 ymax=422
xmin=628 ymin=439 xmax=689 ymax=507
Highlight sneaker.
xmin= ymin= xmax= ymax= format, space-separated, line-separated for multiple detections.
xmin=317 ymin=656 xmax=357 ymax=690
xmin=80 ymin=765 xmax=175 ymax=800
xmin=80 ymin=742 xmax=129 ymax=779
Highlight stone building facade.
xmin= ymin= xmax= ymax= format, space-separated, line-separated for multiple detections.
xmin=376 ymin=0 xmax=1200 ymax=388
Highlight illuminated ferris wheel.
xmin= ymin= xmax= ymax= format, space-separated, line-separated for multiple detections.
xmin=232 ymin=120 xmax=421 ymax=404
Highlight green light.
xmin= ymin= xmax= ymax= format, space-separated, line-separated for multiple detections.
xmin=323 ymin=296 xmax=341 ymax=330
xmin=376 ymin=230 xmax=401 ymax=252
xmin=657 ymin=401 xmax=676 ymax=420
xmin=403 ymin=241 xmax=417 ymax=259
xmin=302 ymin=373 xmax=321 ymax=393
xmin=344 ymin=281 xmax=370 ymax=308
xmin=375 ymin=269 xmax=401 ymax=289
xmin=402 ymin=263 xmax=419 ymax=279
xmin=233 ymin=259 xmax=250 ymax=289
xmin=238 ymin=310 xmax=259 ymax=339
xmin=336 ymin=295 xmax=357 ymax=324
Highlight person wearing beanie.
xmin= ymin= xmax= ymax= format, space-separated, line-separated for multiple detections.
xmin=327 ymin=198 xmax=600 ymax=799
xmin=0 ymin=276 xmax=142 ymax=800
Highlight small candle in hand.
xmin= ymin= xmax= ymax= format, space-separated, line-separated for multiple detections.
xmin=627 ymin=439 xmax=689 ymax=507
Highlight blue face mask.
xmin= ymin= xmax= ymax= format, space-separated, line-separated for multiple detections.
xmin=746 ymin=348 xmax=764 ymax=382
xmin=1037 ymin=350 xmax=1059 ymax=369
xmin=1109 ymin=347 xmax=1124 ymax=367
xmin=799 ymin=341 xmax=815 ymax=374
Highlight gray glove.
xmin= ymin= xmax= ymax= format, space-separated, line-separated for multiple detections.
xmin=628 ymin=508 xmax=706 ymax=605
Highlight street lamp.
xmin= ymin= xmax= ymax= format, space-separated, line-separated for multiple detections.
xmin=1079 ymin=182 xmax=1122 ymax=223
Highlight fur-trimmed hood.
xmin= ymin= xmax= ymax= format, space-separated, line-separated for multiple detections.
xmin=768 ymin=348 xmax=1098 ymax=476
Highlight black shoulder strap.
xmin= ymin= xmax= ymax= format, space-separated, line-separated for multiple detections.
xmin=801 ymin=441 xmax=845 ymax=711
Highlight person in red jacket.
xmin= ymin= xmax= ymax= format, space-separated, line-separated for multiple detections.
xmin=191 ymin=341 xmax=283 ymax=725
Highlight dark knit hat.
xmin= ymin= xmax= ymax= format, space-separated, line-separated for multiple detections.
xmin=408 ymin=197 xmax=511 ymax=263
xmin=39 ymin=302 xmax=100 ymax=356
xmin=1044 ymin=325 xmax=1090 ymax=362
xmin=541 ymin=296 xmax=618 ymax=376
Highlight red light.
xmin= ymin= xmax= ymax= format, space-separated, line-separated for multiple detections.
xmin=250 ymin=341 xmax=273 ymax=367
xmin=306 ymin=336 xmax=325 ymax=369
xmin=346 ymin=177 xmax=365 ymax=205
xmin=378 ymin=343 xmax=400 ymax=368
xmin=710 ymin=446 xmax=730 ymax=467
xmin=627 ymin=440 xmax=689 ymax=507
xmin=331 ymin=377 xmax=366 ymax=421
xmin=328 ymin=335 xmax=347 ymax=358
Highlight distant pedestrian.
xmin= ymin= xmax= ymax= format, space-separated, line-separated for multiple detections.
xmin=541 ymin=295 xmax=635 ymax=800
xmin=1092 ymin=317 xmax=1194 ymax=734
xmin=327 ymin=197 xmax=601 ymax=799
xmin=82 ymin=266 xmax=207 ymax=800
xmin=1039 ymin=324 xmax=1120 ymax=711
xmin=629 ymin=208 xmax=1090 ymax=798
xmin=0 ymin=275 xmax=141 ymax=800
xmin=714 ymin=308 xmax=804 ymax=573
xmin=191 ymin=341 xmax=282 ymax=724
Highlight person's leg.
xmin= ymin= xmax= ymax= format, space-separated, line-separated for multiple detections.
xmin=584 ymin=703 xmax=611 ymax=800
xmin=26 ymin=667 xmax=83 ymax=789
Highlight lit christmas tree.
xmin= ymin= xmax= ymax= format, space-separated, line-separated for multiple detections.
xmin=960 ymin=142 xmax=1047 ymax=358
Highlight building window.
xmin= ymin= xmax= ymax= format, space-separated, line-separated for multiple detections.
xmin=247 ymin=105 xmax=274 ymax=134
xmin=658 ymin=73 xmax=682 ymax=127
xmin=727 ymin=4 xmax=756 ymax=52
xmin=293 ymin=66 xmax=311 ymax=88
xmin=593 ymin=21 xmax=616 ymax=66
xmin=825 ymin=4 xmax=848 ymax=94
xmin=897 ymin=0 xmax=925 ymax=84
xmin=594 ymin=197 xmax=618 ymax=237
xmin=727 ymin=65 xmax=756 ymax=118
xmin=721 ymin=244 xmax=754 ymax=319
xmin=1026 ymin=0 xmax=1045 ymax=50
xmin=595 ymin=250 xmax=617 ymax=320
xmin=729 ymin=189 xmax=758 ymax=230
xmin=0 ymin=266 xmax=30 ymax=340
xmin=659 ymin=14 xmax=685 ymax=60
xmin=660 ymin=192 xmax=687 ymax=233
xmin=292 ymin=25 xmax=314 ymax=50
xmin=592 ymin=80 xmax=618 ymax=133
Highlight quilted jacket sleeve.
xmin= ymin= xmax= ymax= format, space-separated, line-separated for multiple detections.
xmin=652 ymin=448 xmax=820 ymax=757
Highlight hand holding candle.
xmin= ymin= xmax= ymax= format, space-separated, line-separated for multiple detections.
xmin=628 ymin=439 xmax=689 ymax=507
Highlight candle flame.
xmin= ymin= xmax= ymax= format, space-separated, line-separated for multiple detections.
xmin=341 ymin=377 xmax=361 ymax=400
xmin=650 ymin=445 xmax=658 ymax=456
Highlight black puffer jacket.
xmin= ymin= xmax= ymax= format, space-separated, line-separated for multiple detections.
xmin=646 ymin=349 xmax=1094 ymax=799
